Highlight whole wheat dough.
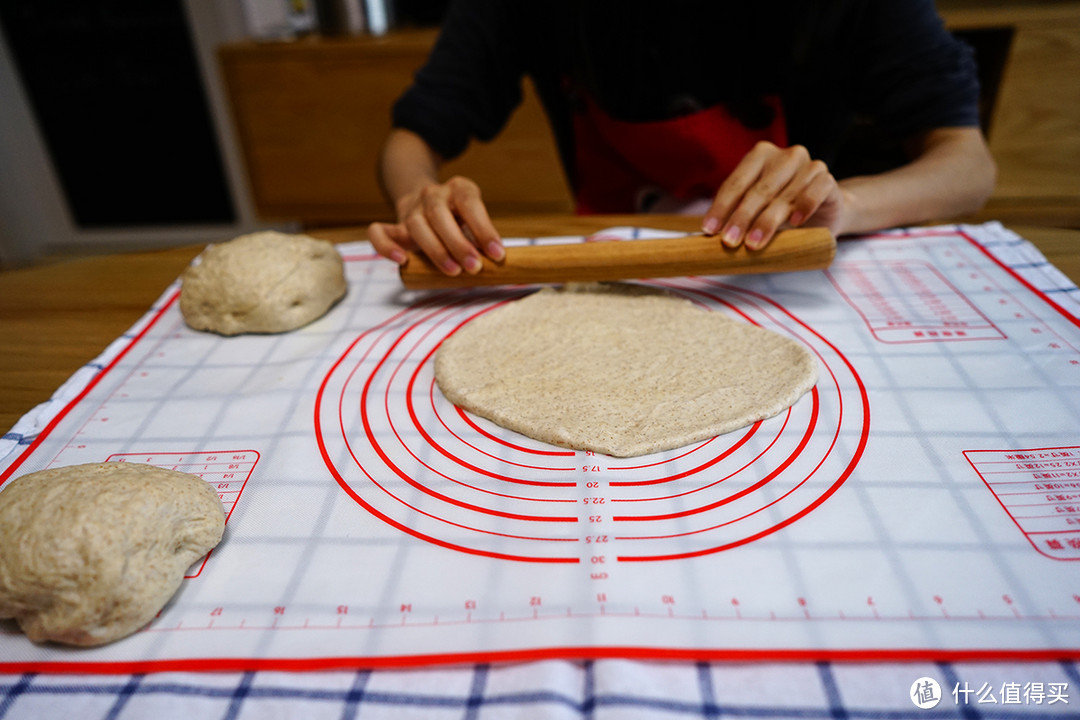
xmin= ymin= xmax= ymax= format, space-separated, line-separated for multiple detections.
xmin=180 ymin=230 xmax=347 ymax=335
xmin=435 ymin=283 xmax=818 ymax=457
xmin=0 ymin=462 xmax=225 ymax=646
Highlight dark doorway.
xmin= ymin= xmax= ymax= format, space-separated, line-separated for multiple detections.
xmin=0 ymin=0 xmax=235 ymax=228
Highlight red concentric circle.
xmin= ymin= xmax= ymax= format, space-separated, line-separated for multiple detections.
xmin=314 ymin=279 xmax=869 ymax=563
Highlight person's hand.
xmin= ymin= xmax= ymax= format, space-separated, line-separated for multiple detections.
xmin=368 ymin=175 xmax=504 ymax=276
xmin=702 ymin=141 xmax=848 ymax=250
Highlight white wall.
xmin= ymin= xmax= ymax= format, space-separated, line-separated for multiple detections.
xmin=0 ymin=0 xmax=286 ymax=267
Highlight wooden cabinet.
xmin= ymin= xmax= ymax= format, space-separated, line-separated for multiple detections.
xmin=939 ymin=0 xmax=1080 ymax=226
xmin=218 ymin=30 xmax=570 ymax=225
xmin=219 ymin=2 xmax=1080 ymax=227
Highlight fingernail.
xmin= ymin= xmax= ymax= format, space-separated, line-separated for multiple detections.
xmin=442 ymin=258 xmax=462 ymax=275
xmin=746 ymin=229 xmax=764 ymax=249
xmin=486 ymin=242 xmax=505 ymax=261
xmin=789 ymin=211 xmax=805 ymax=226
xmin=463 ymin=255 xmax=482 ymax=274
xmin=389 ymin=249 xmax=407 ymax=265
xmin=702 ymin=217 xmax=720 ymax=235
xmin=723 ymin=225 xmax=741 ymax=246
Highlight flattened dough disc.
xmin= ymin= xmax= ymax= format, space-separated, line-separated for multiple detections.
xmin=435 ymin=283 xmax=818 ymax=457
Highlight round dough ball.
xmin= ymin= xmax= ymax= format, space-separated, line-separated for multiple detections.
xmin=180 ymin=230 xmax=347 ymax=335
xmin=435 ymin=283 xmax=818 ymax=457
xmin=0 ymin=462 xmax=225 ymax=646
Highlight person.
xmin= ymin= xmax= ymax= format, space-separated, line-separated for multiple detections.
xmin=368 ymin=0 xmax=996 ymax=277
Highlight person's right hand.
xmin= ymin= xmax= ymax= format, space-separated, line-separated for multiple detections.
xmin=368 ymin=175 xmax=504 ymax=276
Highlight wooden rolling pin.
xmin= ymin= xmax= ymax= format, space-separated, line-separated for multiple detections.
xmin=398 ymin=226 xmax=836 ymax=289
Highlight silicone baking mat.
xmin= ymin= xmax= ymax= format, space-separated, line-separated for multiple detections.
xmin=1 ymin=223 xmax=1078 ymax=672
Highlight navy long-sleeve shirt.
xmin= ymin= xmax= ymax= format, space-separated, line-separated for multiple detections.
xmin=392 ymin=0 xmax=981 ymax=187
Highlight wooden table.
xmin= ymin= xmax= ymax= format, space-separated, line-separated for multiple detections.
xmin=1 ymin=216 xmax=1076 ymax=432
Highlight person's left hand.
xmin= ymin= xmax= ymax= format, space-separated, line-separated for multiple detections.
xmin=702 ymin=141 xmax=848 ymax=250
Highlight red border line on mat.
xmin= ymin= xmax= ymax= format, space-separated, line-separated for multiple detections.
xmin=0 ymin=288 xmax=182 ymax=486
xmin=958 ymin=228 xmax=1080 ymax=330
xmin=855 ymin=228 xmax=1080 ymax=331
xmin=1 ymin=645 xmax=1078 ymax=675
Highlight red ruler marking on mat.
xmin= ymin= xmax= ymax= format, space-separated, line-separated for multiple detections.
xmin=965 ymin=446 xmax=1080 ymax=561
xmin=107 ymin=449 xmax=259 ymax=577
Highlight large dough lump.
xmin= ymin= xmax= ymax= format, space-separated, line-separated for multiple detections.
xmin=0 ymin=462 xmax=225 ymax=646
xmin=180 ymin=230 xmax=347 ymax=335
xmin=435 ymin=283 xmax=818 ymax=457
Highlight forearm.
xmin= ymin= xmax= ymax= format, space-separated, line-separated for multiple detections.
xmin=837 ymin=126 xmax=997 ymax=236
xmin=377 ymin=128 xmax=444 ymax=218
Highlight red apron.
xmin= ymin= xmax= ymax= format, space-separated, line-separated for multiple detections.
xmin=571 ymin=94 xmax=788 ymax=214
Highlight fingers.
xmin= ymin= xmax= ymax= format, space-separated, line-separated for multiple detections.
xmin=393 ymin=176 xmax=503 ymax=276
xmin=703 ymin=141 xmax=775 ymax=241
xmin=407 ymin=197 xmax=476 ymax=276
xmin=368 ymin=221 xmax=413 ymax=265
xmin=454 ymin=187 xmax=504 ymax=262
xmin=703 ymin=142 xmax=838 ymax=250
